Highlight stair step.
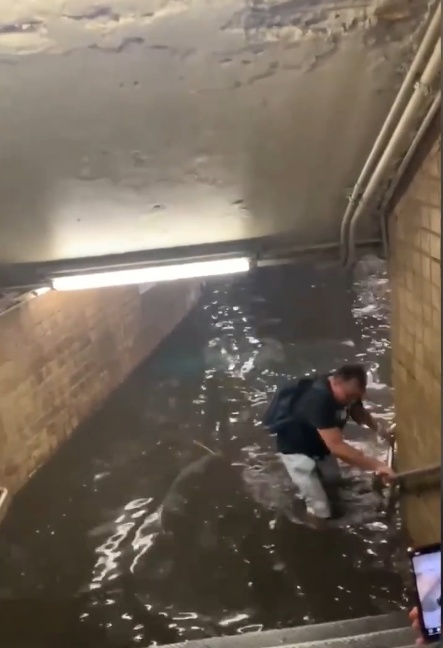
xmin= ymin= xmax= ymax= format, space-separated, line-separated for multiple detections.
xmin=159 ymin=612 xmax=411 ymax=648
xmin=283 ymin=627 xmax=415 ymax=648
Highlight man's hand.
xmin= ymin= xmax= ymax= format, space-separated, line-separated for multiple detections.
xmin=375 ymin=462 xmax=395 ymax=483
xmin=375 ymin=419 xmax=395 ymax=442
xmin=409 ymin=607 xmax=426 ymax=645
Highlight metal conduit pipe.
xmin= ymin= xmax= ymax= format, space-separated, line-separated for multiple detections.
xmin=0 ymin=487 xmax=9 ymax=526
xmin=379 ymin=89 xmax=441 ymax=250
xmin=339 ymin=1 xmax=441 ymax=260
xmin=344 ymin=38 xmax=441 ymax=266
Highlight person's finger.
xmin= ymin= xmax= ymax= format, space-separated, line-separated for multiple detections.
xmin=409 ymin=608 xmax=424 ymax=645
xmin=409 ymin=607 xmax=419 ymax=621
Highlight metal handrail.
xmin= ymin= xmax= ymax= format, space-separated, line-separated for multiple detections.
xmin=375 ymin=428 xmax=441 ymax=495
xmin=373 ymin=425 xmax=442 ymax=499
xmin=393 ymin=463 xmax=441 ymax=485
xmin=390 ymin=426 xmax=440 ymax=488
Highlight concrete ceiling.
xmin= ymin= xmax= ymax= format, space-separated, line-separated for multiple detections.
xmin=0 ymin=0 xmax=432 ymax=282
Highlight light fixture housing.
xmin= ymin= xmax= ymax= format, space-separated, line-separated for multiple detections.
xmin=33 ymin=287 xmax=51 ymax=296
xmin=51 ymin=257 xmax=251 ymax=291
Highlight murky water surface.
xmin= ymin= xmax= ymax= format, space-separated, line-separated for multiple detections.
xmin=0 ymin=259 xmax=408 ymax=647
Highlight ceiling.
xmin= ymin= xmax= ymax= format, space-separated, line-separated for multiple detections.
xmin=0 ymin=0 xmax=432 ymax=285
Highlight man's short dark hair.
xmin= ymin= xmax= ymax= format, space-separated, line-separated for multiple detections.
xmin=334 ymin=364 xmax=367 ymax=389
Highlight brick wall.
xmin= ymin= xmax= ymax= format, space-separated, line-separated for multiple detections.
xmin=0 ymin=281 xmax=201 ymax=494
xmin=389 ymin=123 xmax=441 ymax=546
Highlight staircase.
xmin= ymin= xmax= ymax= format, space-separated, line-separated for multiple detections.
xmin=160 ymin=612 xmax=417 ymax=648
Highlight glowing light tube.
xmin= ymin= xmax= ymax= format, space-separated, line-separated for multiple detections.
xmin=52 ymin=257 xmax=251 ymax=291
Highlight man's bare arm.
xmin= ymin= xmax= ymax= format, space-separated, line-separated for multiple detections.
xmin=349 ymin=402 xmax=379 ymax=432
xmin=317 ymin=427 xmax=393 ymax=477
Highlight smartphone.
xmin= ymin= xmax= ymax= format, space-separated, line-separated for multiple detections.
xmin=409 ymin=543 xmax=441 ymax=643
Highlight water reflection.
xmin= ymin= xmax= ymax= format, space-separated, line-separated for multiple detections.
xmin=0 ymin=258 xmax=408 ymax=648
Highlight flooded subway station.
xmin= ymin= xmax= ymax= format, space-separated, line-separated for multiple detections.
xmin=0 ymin=259 xmax=411 ymax=648
xmin=0 ymin=2 xmax=440 ymax=646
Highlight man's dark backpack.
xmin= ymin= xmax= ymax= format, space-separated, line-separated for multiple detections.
xmin=262 ymin=376 xmax=315 ymax=433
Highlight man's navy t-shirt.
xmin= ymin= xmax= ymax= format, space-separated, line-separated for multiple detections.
xmin=276 ymin=374 xmax=353 ymax=459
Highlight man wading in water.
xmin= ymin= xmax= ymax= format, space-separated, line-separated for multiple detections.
xmin=263 ymin=364 xmax=395 ymax=520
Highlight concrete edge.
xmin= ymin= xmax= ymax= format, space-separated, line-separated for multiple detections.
xmin=159 ymin=612 xmax=410 ymax=648
xmin=282 ymin=627 xmax=416 ymax=648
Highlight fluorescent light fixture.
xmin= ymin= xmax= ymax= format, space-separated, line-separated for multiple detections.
xmin=52 ymin=257 xmax=251 ymax=291
xmin=33 ymin=287 xmax=51 ymax=296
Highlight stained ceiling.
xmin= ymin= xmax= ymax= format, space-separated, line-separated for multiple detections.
xmin=0 ymin=0 xmax=433 ymax=285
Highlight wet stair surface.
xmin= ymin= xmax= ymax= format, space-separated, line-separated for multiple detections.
xmin=160 ymin=613 xmax=417 ymax=648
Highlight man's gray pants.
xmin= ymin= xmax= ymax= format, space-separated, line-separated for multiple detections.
xmin=279 ymin=453 xmax=342 ymax=519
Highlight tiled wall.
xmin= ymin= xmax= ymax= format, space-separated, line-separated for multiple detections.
xmin=0 ymin=281 xmax=201 ymax=494
xmin=389 ymin=125 xmax=441 ymax=546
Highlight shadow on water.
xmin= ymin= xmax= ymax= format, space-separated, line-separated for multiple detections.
xmin=0 ymin=259 xmax=409 ymax=647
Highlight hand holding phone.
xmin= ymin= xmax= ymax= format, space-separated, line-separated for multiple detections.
xmin=410 ymin=607 xmax=427 ymax=644
xmin=409 ymin=544 xmax=441 ymax=643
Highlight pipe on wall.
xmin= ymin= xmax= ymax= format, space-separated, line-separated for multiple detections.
xmin=343 ymin=37 xmax=441 ymax=266
xmin=379 ymin=89 xmax=441 ymax=250
xmin=339 ymin=1 xmax=441 ymax=262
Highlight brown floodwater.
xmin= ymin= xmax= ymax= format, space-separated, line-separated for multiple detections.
xmin=0 ymin=259 xmax=409 ymax=648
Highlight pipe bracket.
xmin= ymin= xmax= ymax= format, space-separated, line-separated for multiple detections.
xmin=413 ymin=79 xmax=433 ymax=97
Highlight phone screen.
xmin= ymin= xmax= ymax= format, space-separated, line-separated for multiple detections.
xmin=411 ymin=545 xmax=441 ymax=642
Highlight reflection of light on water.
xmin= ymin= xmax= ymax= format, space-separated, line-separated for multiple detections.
xmin=125 ymin=498 xmax=153 ymax=511
xmin=239 ymin=624 xmax=264 ymax=634
xmin=130 ymin=509 xmax=162 ymax=573
xmin=89 ymin=497 xmax=161 ymax=589
xmin=173 ymin=612 xmax=198 ymax=621
xmin=205 ymin=297 xmax=284 ymax=379
xmin=219 ymin=613 xmax=249 ymax=627
xmin=90 ymin=520 xmax=135 ymax=589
